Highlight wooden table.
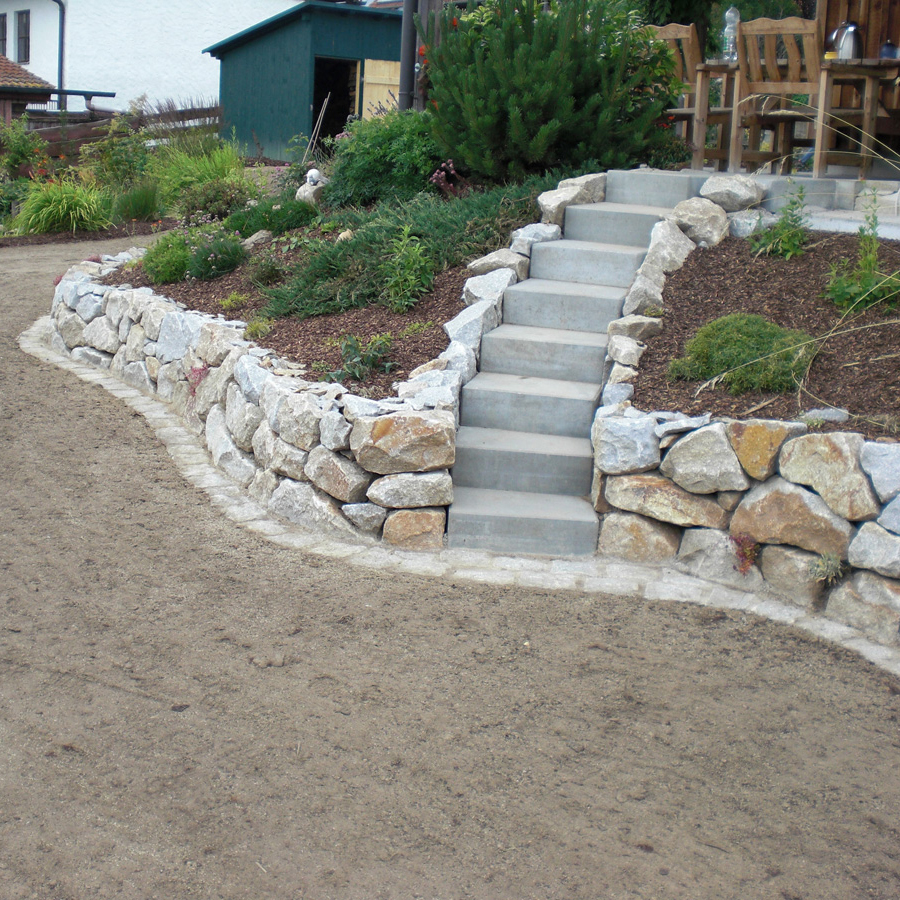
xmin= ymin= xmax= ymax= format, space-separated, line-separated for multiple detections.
xmin=813 ymin=58 xmax=900 ymax=177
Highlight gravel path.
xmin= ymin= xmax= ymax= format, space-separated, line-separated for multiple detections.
xmin=3 ymin=238 xmax=900 ymax=900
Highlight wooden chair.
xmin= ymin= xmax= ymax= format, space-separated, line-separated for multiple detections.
xmin=649 ymin=23 xmax=733 ymax=169
xmin=728 ymin=17 xmax=823 ymax=174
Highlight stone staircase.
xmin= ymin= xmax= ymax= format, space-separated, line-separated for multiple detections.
xmin=447 ymin=169 xmax=708 ymax=555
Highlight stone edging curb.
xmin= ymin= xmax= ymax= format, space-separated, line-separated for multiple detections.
xmin=19 ymin=315 xmax=900 ymax=680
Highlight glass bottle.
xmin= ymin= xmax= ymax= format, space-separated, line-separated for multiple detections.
xmin=723 ymin=6 xmax=740 ymax=62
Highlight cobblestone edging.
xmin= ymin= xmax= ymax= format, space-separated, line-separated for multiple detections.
xmin=18 ymin=314 xmax=900 ymax=678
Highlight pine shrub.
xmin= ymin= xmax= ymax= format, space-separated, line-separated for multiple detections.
xmin=420 ymin=0 xmax=680 ymax=181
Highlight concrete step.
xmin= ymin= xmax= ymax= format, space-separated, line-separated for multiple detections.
xmin=502 ymin=279 xmax=625 ymax=333
xmin=480 ymin=324 xmax=608 ymax=382
xmin=529 ymin=239 xmax=645 ymax=287
xmin=563 ymin=202 xmax=669 ymax=246
xmin=453 ymin=426 xmax=593 ymax=495
xmin=460 ymin=372 xmax=601 ymax=438
xmin=605 ymin=168 xmax=708 ymax=207
xmin=447 ymin=487 xmax=599 ymax=556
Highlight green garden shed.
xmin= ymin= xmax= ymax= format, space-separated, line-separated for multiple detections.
xmin=205 ymin=1 xmax=402 ymax=162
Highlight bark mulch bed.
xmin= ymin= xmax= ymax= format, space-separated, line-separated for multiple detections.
xmin=103 ymin=242 xmax=467 ymax=399
xmin=632 ymin=232 xmax=900 ymax=440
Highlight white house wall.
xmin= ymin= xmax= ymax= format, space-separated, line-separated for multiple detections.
xmin=0 ymin=0 xmax=298 ymax=111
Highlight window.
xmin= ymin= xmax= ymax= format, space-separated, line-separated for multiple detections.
xmin=0 ymin=15 xmax=7 ymax=58
xmin=16 ymin=10 xmax=29 ymax=64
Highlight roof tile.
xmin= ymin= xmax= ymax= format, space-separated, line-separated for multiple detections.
xmin=0 ymin=54 xmax=54 ymax=90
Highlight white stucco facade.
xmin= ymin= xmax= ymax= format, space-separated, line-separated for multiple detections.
xmin=0 ymin=0 xmax=298 ymax=111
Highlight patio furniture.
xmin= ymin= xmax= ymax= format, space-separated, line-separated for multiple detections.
xmin=649 ymin=23 xmax=734 ymax=170
xmin=728 ymin=17 xmax=824 ymax=174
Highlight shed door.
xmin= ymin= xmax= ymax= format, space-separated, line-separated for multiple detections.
xmin=361 ymin=59 xmax=402 ymax=118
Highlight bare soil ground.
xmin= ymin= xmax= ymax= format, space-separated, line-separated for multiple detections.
xmin=4 ymin=240 xmax=900 ymax=898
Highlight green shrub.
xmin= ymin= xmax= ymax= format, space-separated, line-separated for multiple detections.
xmin=668 ymin=313 xmax=815 ymax=394
xmin=265 ymin=171 xmax=558 ymax=319
xmin=187 ymin=230 xmax=247 ymax=280
xmin=826 ymin=205 xmax=900 ymax=310
xmin=179 ymin=177 xmax=253 ymax=220
xmin=380 ymin=225 xmax=434 ymax=312
xmin=420 ymin=0 xmax=679 ymax=180
xmin=326 ymin=333 xmax=396 ymax=382
xmin=79 ymin=116 xmax=151 ymax=188
xmin=325 ymin=111 xmax=444 ymax=206
xmin=150 ymin=140 xmax=247 ymax=206
xmin=750 ymin=187 xmax=807 ymax=260
xmin=248 ymin=251 xmax=287 ymax=287
xmin=244 ymin=314 xmax=274 ymax=341
xmin=0 ymin=115 xmax=48 ymax=180
xmin=0 ymin=177 xmax=30 ymax=219
xmin=142 ymin=231 xmax=192 ymax=283
xmin=13 ymin=178 xmax=112 ymax=234
xmin=113 ymin=180 xmax=162 ymax=222
xmin=225 ymin=196 xmax=318 ymax=237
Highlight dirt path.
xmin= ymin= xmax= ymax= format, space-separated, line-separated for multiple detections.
xmin=2 ymin=239 xmax=900 ymax=900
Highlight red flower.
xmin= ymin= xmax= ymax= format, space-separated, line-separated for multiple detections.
xmin=451 ymin=16 xmax=458 ymax=26
xmin=418 ymin=45 xmax=427 ymax=56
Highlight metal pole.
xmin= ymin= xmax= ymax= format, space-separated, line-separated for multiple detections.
xmin=398 ymin=0 xmax=417 ymax=110
xmin=49 ymin=0 xmax=66 ymax=112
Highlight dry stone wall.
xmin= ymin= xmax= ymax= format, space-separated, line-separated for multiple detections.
xmin=47 ymin=252 xmax=464 ymax=551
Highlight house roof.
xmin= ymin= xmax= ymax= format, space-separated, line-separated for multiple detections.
xmin=204 ymin=0 xmax=401 ymax=58
xmin=0 ymin=55 xmax=54 ymax=90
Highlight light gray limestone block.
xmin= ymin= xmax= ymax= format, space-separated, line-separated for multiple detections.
xmin=668 ymin=197 xmax=729 ymax=246
xmin=598 ymin=511 xmax=680 ymax=563
xmin=234 ymin=354 xmax=273 ymax=405
xmin=467 ymin=249 xmax=529 ymax=281
xmin=509 ymin=223 xmax=561 ymax=257
xmin=463 ymin=268 xmax=517 ymax=307
xmin=860 ymin=442 xmax=900 ymax=503
xmin=661 ymin=423 xmax=750 ymax=494
xmin=848 ymin=522 xmax=900 ymax=579
xmin=71 ymin=347 xmax=113 ymax=369
xmin=642 ymin=219 xmax=696 ymax=275
xmin=57 ymin=308 xmax=87 ymax=349
xmin=251 ymin=419 xmax=309 ymax=481
xmin=606 ymin=315 xmax=663 ymax=342
xmin=304 ymin=445 xmax=372 ymax=504
xmin=443 ymin=299 xmax=501 ymax=356
xmin=759 ymin=545 xmax=824 ymax=609
xmin=248 ymin=469 xmax=280 ymax=505
xmin=319 ymin=409 xmax=353 ymax=451
xmin=591 ymin=414 xmax=660 ymax=475
xmin=225 ymin=381 xmax=264 ymax=452
xmin=699 ymin=174 xmax=765 ymax=212
xmin=269 ymin=479 xmax=357 ymax=535
xmin=367 ymin=470 xmax=453 ymax=508
xmin=156 ymin=310 xmax=206 ymax=365
xmin=677 ymin=527 xmax=766 ymax=591
xmin=205 ymin=404 xmax=257 ymax=487
xmin=82 ymin=316 xmax=121 ymax=354
xmin=341 ymin=502 xmax=387 ymax=534
xmin=124 ymin=322 xmax=146 ymax=362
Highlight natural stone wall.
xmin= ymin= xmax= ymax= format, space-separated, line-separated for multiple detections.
xmin=47 ymin=252 xmax=466 ymax=550
xmin=563 ymin=170 xmax=900 ymax=648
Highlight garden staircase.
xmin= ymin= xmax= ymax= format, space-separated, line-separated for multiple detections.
xmin=447 ymin=169 xmax=708 ymax=556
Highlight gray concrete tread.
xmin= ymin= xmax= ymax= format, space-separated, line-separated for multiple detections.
xmin=568 ymin=201 xmax=672 ymax=216
xmin=504 ymin=279 xmax=626 ymax=300
xmin=547 ymin=238 xmax=647 ymax=253
xmin=486 ymin=323 xmax=609 ymax=347
xmin=465 ymin=371 xmax=601 ymax=400
xmin=456 ymin=426 xmax=593 ymax=458
xmin=452 ymin=486 xmax=598 ymax=523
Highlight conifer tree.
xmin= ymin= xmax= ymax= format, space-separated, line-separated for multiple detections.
xmin=420 ymin=0 xmax=680 ymax=181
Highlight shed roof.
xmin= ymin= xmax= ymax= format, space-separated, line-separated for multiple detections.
xmin=0 ymin=55 xmax=54 ymax=90
xmin=204 ymin=1 xmax=401 ymax=58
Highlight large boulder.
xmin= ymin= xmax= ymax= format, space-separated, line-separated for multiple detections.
xmin=382 ymin=508 xmax=446 ymax=550
xmin=251 ymin=419 xmax=309 ymax=481
xmin=467 ymin=249 xmax=529 ymax=281
xmin=641 ymin=219 xmax=695 ymax=275
xmin=443 ymin=299 xmax=501 ymax=356
xmin=668 ymin=197 xmax=729 ymax=246
xmin=848 ymin=522 xmax=900 ymax=579
xmin=277 ymin=391 xmax=328 ymax=451
xmin=598 ymin=512 xmax=680 ymax=563
xmin=367 ymin=470 xmax=453 ymax=509
xmin=606 ymin=315 xmax=663 ymax=343
xmin=304 ymin=445 xmax=372 ymax=504
xmin=350 ymin=410 xmax=456 ymax=474
xmin=591 ymin=414 xmax=660 ymax=475
xmin=826 ymin=571 xmax=900 ymax=644
xmin=759 ymin=545 xmax=825 ymax=609
xmin=660 ymin=423 xmax=750 ymax=494
xmin=509 ymin=223 xmax=561 ymax=257
xmin=538 ymin=186 xmax=584 ymax=226
xmin=730 ymin=477 xmax=854 ymax=558
xmin=860 ymin=442 xmax=900 ymax=503
xmin=699 ymin=174 xmax=765 ymax=212
xmin=779 ymin=433 xmax=880 ymax=521
xmin=205 ymin=404 xmax=257 ymax=487
xmin=605 ymin=473 xmax=730 ymax=529
xmin=463 ymin=268 xmax=517 ymax=307
xmin=677 ymin=528 xmax=766 ymax=591
xmin=725 ymin=419 xmax=807 ymax=481
xmin=269 ymin=480 xmax=357 ymax=535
